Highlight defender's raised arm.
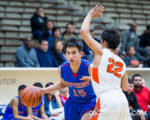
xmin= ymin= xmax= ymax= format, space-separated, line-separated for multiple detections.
xmin=80 ymin=5 xmax=104 ymax=55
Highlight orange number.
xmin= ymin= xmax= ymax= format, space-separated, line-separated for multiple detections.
xmin=73 ymin=89 xmax=86 ymax=97
xmin=73 ymin=89 xmax=79 ymax=97
xmin=107 ymin=58 xmax=114 ymax=73
xmin=78 ymin=89 xmax=86 ymax=97
xmin=107 ymin=58 xmax=123 ymax=78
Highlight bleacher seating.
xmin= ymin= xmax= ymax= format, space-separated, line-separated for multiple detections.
xmin=0 ymin=0 xmax=150 ymax=67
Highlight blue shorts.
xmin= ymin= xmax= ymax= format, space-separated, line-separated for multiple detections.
xmin=64 ymin=97 xmax=96 ymax=120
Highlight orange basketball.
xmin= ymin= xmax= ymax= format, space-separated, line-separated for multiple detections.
xmin=20 ymin=86 xmax=42 ymax=108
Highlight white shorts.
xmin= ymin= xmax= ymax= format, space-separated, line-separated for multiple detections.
xmin=90 ymin=90 xmax=132 ymax=120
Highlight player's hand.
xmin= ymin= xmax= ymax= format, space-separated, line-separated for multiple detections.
xmin=89 ymin=5 xmax=104 ymax=19
xmin=80 ymin=76 xmax=91 ymax=82
xmin=38 ymin=87 xmax=45 ymax=95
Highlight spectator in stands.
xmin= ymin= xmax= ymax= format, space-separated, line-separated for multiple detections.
xmin=43 ymin=82 xmax=63 ymax=117
xmin=53 ymin=40 xmax=66 ymax=65
xmin=32 ymin=82 xmax=49 ymax=119
xmin=45 ymin=27 xmax=62 ymax=51
xmin=90 ymin=27 xmax=101 ymax=43
xmin=35 ymin=39 xmax=59 ymax=67
xmin=139 ymin=25 xmax=150 ymax=56
xmin=124 ymin=46 xmax=141 ymax=68
xmin=31 ymin=7 xmax=48 ymax=42
xmin=42 ymin=20 xmax=54 ymax=40
xmin=62 ymin=23 xmax=78 ymax=43
xmin=123 ymin=78 xmax=146 ymax=120
xmin=70 ymin=22 xmax=78 ymax=36
xmin=121 ymin=24 xmax=138 ymax=53
xmin=2 ymin=85 xmax=32 ymax=120
xmin=115 ymin=47 xmax=126 ymax=60
xmin=132 ymin=74 xmax=150 ymax=119
xmin=59 ymin=87 xmax=69 ymax=106
xmin=15 ymin=37 xmax=40 ymax=67
xmin=121 ymin=24 xmax=149 ymax=64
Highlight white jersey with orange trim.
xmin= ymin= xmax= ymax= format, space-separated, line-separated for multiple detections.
xmin=91 ymin=48 xmax=126 ymax=96
xmin=90 ymin=48 xmax=131 ymax=120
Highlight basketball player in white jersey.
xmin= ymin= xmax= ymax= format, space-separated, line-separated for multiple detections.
xmin=80 ymin=5 xmax=132 ymax=120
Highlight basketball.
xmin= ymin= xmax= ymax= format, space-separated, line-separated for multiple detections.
xmin=20 ymin=86 xmax=42 ymax=108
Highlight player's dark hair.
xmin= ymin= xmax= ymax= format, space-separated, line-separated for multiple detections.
xmin=132 ymin=74 xmax=142 ymax=81
xmin=64 ymin=37 xmax=83 ymax=52
xmin=18 ymin=84 xmax=27 ymax=93
xmin=128 ymin=78 xmax=133 ymax=84
xmin=33 ymin=82 xmax=43 ymax=88
xmin=101 ymin=29 xmax=120 ymax=50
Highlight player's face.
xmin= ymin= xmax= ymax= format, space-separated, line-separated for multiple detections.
xmin=65 ymin=47 xmax=83 ymax=64
xmin=128 ymin=83 xmax=134 ymax=93
xmin=133 ymin=76 xmax=142 ymax=88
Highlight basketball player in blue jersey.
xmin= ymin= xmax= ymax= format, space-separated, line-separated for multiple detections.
xmin=42 ymin=38 xmax=96 ymax=120
xmin=32 ymin=82 xmax=49 ymax=120
xmin=2 ymin=85 xmax=33 ymax=120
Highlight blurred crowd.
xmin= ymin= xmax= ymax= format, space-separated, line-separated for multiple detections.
xmin=15 ymin=7 xmax=150 ymax=68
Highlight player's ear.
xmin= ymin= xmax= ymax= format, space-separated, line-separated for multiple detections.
xmin=103 ymin=40 xmax=108 ymax=48
xmin=80 ymin=51 xmax=84 ymax=57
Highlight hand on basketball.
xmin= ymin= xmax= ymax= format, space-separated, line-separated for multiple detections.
xmin=80 ymin=76 xmax=91 ymax=82
xmin=89 ymin=5 xmax=104 ymax=19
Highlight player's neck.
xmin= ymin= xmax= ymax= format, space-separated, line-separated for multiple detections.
xmin=109 ymin=49 xmax=116 ymax=54
xmin=70 ymin=60 xmax=81 ymax=73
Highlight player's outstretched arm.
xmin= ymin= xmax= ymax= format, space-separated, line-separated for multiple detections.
xmin=80 ymin=5 xmax=104 ymax=55
xmin=42 ymin=67 xmax=67 ymax=94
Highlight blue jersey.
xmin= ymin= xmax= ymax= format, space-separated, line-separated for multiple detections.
xmin=2 ymin=96 xmax=27 ymax=119
xmin=32 ymin=100 xmax=43 ymax=116
xmin=61 ymin=59 xmax=96 ymax=103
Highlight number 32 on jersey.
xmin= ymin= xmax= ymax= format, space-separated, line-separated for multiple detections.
xmin=107 ymin=58 xmax=123 ymax=78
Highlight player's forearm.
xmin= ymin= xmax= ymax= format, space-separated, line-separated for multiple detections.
xmin=80 ymin=13 xmax=103 ymax=55
xmin=43 ymin=82 xmax=65 ymax=94
xmin=80 ymin=13 xmax=92 ymax=35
